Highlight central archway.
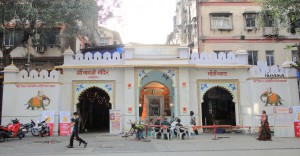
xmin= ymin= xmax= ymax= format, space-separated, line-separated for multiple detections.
xmin=139 ymin=82 xmax=171 ymax=121
xmin=201 ymin=86 xmax=236 ymax=126
xmin=77 ymin=86 xmax=111 ymax=132
xmin=137 ymin=69 xmax=176 ymax=122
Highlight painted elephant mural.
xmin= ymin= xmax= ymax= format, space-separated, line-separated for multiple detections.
xmin=260 ymin=88 xmax=283 ymax=106
xmin=25 ymin=91 xmax=51 ymax=110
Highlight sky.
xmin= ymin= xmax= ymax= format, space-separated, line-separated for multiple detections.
xmin=104 ymin=0 xmax=176 ymax=44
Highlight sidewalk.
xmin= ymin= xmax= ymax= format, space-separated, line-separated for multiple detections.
xmin=0 ymin=133 xmax=299 ymax=156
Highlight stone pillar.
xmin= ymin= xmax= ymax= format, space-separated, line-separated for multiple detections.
xmin=282 ymin=60 xmax=299 ymax=105
xmin=1 ymin=63 xmax=19 ymax=124
xmin=124 ymin=44 xmax=135 ymax=59
xmin=177 ymin=45 xmax=189 ymax=59
xmin=136 ymin=87 xmax=140 ymax=122
xmin=3 ymin=63 xmax=19 ymax=82
xmin=63 ymin=47 xmax=74 ymax=65
xmin=173 ymin=87 xmax=178 ymax=117
xmin=235 ymin=49 xmax=248 ymax=65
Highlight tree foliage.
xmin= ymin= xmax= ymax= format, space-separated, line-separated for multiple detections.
xmin=254 ymin=0 xmax=300 ymax=71
xmin=0 ymin=0 xmax=121 ymax=67
xmin=254 ymin=0 xmax=300 ymax=22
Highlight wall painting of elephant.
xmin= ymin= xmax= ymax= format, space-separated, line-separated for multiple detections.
xmin=260 ymin=87 xmax=283 ymax=106
xmin=25 ymin=90 xmax=51 ymax=110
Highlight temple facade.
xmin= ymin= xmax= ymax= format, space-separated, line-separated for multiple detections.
xmin=1 ymin=44 xmax=299 ymax=135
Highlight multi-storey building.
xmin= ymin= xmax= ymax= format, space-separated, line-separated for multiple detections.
xmin=168 ymin=0 xmax=300 ymax=66
xmin=0 ymin=26 xmax=122 ymax=72
xmin=0 ymin=24 xmax=122 ymax=123
xmin=167 ymin=0 xmax=198 ymax=50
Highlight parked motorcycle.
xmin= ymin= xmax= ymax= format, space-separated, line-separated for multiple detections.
xmin=37 ymin=118 xmax=50 ymax=137
xmin=0 ymin=118 xmax=24 ymax=142
xmin=21 ymin=119 xmax=39 ymax=137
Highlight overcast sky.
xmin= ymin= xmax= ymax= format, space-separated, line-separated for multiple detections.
xmin=104 ymin=0 xmax=176 ymax=44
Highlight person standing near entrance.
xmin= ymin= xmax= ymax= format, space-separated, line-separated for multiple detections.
xmin=257 ymin=110 xmax=272 ymax=141
xmin=190 ymin=111 xmax=198 ymax=135
xmin=66 ymin=112 xmax=88 ymax=148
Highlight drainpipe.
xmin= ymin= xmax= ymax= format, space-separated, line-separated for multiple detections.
xmin=196 ymin=0 xmax=203 ymax=52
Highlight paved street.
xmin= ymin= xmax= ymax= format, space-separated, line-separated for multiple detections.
xmin=0 ymin=132 xmax=299 ymax=156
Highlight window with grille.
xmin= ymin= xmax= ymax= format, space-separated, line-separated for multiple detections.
xmin=266 ymin=50 xmax=274 ymax=66
xmin=210 ymin=13 xmax=233 ymax=30
xmin=248 ymin=51 xmax=258 ymax=65
xmin=244 ymin=13 xmax=257 ymax=29
xmin=44 ymin=29 xmax=60 ymax=46
xmin=289 ymin=14 xmax=300 ymax=34
xmin=4 ymin=33 xmax=14 ymax=46
xmin=4 ymin=29 xmax=24 ymax=47
xmin=292 ymin=50 xmax=298 ymax=62
xmin=264 ymin=12 xmax=276 ymax=27
xmin=100 ymin=37 xmax=109 ymax=45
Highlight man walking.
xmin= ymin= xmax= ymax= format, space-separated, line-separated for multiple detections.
xmin=66 ymin=112 xmax=88 ymax=148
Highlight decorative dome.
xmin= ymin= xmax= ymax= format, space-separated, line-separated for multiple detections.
xmin=3 ymin=63 xmax=19 ymax=73
xmin=64 ymin=47 xmax=74 ymax=55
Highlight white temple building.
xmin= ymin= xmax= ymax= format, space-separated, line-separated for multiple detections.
xmin=2 ymin=44 xmax=299 ymax=136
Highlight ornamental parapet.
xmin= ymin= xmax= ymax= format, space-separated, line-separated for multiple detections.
xmin=250 ymin=61 xmax=297 ymax=78
xmin=17 ymin=70 xmax=60 ymax=82
xmin=63 ymin=48 xmax=124 ymax=65
xmin=189 ymin=50 xmax=248 ymax=65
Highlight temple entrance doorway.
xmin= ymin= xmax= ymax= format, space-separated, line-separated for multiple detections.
xmin=139 ymin=82 xmax=172 ymax=122
xmin=77 ymin=86 xmax=112 ymax=132
xmin=201 ymin=86 xmax=236 ymax=127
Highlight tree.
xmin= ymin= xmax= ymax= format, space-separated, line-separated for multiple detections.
xmin=254 ymin=0 xmax=300 ymax=17
xmin=254 ymin=0 xmax=300 ymax=70
xmin=0 ymin=0 xmax=121 ymax=67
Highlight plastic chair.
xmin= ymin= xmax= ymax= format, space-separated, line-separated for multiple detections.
xmin=176 ymin=126 xmax=186 ymax=140
xmin=151 ymin=127 xmax=160 ymax=139
xmin=161 ymin=126 xmax=171 ymax=140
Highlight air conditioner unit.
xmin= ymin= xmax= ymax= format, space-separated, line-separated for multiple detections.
xmin=263 ymin=27 xmax=278 ymax=36
xmin=35 ymin=46 xmax=45 ymax=53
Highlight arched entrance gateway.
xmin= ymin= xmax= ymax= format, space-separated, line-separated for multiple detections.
xmin=76 ymin=86 xmax=112 ymax=132
xmin=201 ymin=87 xmax=236 ymax=126
xmin=137 ymin=69 xmax=178 ymax=122
xmin=199 ymin=80 xmax=239 ymax=129
xmin=73 ymin=81 xmax=115 ymax=133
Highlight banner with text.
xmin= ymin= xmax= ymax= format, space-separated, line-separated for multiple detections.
xmin=293 ymin=106 xmax=300 ymax=137
xmin=109 ymin=109 xmax=122 ymax=134
xmin=59 ymin=111 xmax=71 ymax=136
xmin=274 ymin=107 xmax=294 ymax=137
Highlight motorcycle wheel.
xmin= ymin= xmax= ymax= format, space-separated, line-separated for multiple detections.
xmin=31 ymin=128 xmax=39 ymax=137
xmin=0 ymin=133 xmax=6 ymax=142
xmin=17 ymin=130 xmax=25 ymax=139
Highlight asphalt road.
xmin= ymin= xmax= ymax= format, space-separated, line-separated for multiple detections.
xmin=0 ymin=133 xmax=299 ymax=156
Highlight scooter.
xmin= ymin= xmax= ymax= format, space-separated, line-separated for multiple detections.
xmin=21 ymin=119 xmax=39 ymax=137
xmin=37 ymin=118 xmax=50 ymax=137
xmin=0 ymin=118 xmax=24 ymax=142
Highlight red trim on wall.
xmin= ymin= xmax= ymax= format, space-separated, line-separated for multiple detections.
xmin=201 ymin=2 xmax=258 ymax=6
xmin=203 ymin=38 xmax=300 ymax=43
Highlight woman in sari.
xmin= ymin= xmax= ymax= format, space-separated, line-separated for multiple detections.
xmin=257 ymin=110 xmax=272 ymax=141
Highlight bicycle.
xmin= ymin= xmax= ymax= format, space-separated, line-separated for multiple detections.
xmin=121 ymin=120 xmax=137 ymax=140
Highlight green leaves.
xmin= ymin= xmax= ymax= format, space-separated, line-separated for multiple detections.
xmin=0 ymin=0 xmax=121 ymax=31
